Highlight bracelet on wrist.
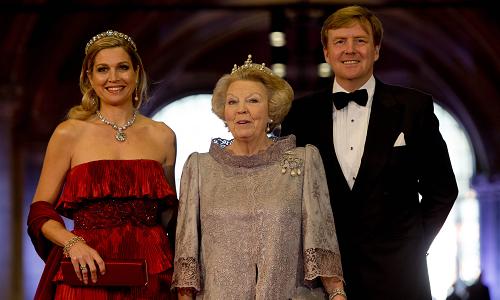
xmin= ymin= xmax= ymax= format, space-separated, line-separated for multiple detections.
xmin=62 ymin=236 xmax=86 ymax=258
xmin=328 ymin=288 xmax=347 ymax=300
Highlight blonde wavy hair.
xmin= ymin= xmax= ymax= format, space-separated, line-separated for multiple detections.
xmin=211 ymin=66 xmax=294 ymax=131
xmin=67 ymin=32 xmax=148 ymax=120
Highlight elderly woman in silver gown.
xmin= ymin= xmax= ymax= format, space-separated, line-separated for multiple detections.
xmin=172 ymin=55 xmax=346 ymax=300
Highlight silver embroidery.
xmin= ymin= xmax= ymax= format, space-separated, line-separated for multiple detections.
xmin=172 ymin=137 xmax=344 ymax=298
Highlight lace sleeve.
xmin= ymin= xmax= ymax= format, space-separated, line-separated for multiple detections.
xmin=173 ymin=257 xmax=201 ymax=289
xmin=304 ymin=248 xmax=343 ymax=281
xmin=302 ymin=145 xmax=344 ymax=281
xmin=172 ymin=153 xmax=202 ymax=290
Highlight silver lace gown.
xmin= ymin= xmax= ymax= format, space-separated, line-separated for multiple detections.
xmin=172 ymin=135 xmax=343 ymax=299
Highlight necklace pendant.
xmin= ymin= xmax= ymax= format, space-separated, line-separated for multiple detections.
xmin=115 ymin=131 xmax=127 ymax=142
xmin=96 ymin=110 xmax=137 ymax=142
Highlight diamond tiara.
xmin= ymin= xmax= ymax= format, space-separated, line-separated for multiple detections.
xmin=85 ymin=30 xmax=137 ymax=54
xmin=231 ymin=54 xmax=273 ymax=75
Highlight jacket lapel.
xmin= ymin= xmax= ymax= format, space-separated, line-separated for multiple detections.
xmin=309 ymin=89 xmax=352 ymax=194
xmin=352 ymin=81 xmax=402 ymax=196
xmin=317 ymin=90 xmax=355 ymax=195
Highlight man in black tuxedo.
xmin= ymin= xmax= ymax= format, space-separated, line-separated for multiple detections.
xmin=281 ymin=5 xmax=458 ymax=300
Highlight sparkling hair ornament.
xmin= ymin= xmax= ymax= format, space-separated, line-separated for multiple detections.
xmin=231 ymin=54 xmax=274 ymax=75
xmin=85 ymin=30 xmax=137 ymax=54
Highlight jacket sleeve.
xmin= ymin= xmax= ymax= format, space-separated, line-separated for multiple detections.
xmin=415 ymin=98 xmax=459 ymax=250
xmin=302 ymin=145 xmax=344 ymax=282
xmin=171 ymin=152 xmax=202 ymax=291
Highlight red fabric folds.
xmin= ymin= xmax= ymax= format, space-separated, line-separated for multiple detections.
xmin=28 ymin=159 xmax=178 ymax=300
xmin=28 ymin=201 xmax=65 ymax=261
xmin=27 ymin=201 xmax=66 ymax=300
xmin=55 ymin=159 xmax=176 ymax=217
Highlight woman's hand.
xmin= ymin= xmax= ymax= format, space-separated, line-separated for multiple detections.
xmin=66 ymin=239 xmax=105 ymax=285
xmin=321 ymin=276 xmax=346 ymax=300
xmin=178 ymin=287 xmax=196 ymax=300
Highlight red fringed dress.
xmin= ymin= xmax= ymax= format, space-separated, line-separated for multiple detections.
xmin=52 ymin=159 xmax=177 ymax=299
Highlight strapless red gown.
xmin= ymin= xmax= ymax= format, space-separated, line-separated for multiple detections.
xmin=52 ymin=159 xmax=177 ymax=299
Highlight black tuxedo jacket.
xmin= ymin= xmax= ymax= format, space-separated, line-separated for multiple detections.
xmin=281 ymin=79 xmax=458 ymax=300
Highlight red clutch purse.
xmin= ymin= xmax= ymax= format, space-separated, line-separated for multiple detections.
xmin=61 ymin=258 xmax=148 ymax=286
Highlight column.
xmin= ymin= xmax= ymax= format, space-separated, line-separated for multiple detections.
xmin=0 ymin=85 xmax=20 ymax=300
xmin=473 ymin=175 xmax=500 ymax=300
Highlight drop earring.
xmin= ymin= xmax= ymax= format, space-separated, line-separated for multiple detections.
xmin=134 ymin=81 xmax=139 ymax=103
xmin=134 ymin=71 xmax=140 ymax=104
xmin=266 ymin=119 xmax=273 ymax=133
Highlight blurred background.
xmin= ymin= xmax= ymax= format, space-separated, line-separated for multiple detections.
xmin=0 ymin=0 xmax=498 ymax=299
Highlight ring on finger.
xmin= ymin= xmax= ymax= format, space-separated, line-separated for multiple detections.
xmin=80 ymin=265 xmax=87 ymax=271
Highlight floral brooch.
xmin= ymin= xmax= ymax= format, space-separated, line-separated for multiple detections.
xmin=280 ymin=150 xmax=303 ymax=176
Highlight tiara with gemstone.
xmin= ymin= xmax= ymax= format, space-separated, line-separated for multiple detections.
xmin=231 ymin=54 xmax=273 ymax=75
xmin=85 ymin=30 xmax=137 ymax=54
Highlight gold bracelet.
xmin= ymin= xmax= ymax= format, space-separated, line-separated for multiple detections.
xmin=62 ymin=236 xmax=86 ymax=258
xmin=328 ymin=288 xmax=347 ymax=300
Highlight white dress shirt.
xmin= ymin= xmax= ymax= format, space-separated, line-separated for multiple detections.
xmin=332 ymin=75 xmax=376 ymax=189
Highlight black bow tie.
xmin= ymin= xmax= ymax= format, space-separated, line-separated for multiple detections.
xmin=332 ymin=89 xmax=368 ymax=110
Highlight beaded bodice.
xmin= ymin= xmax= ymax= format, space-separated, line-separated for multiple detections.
xmin=73 ymin=199 xmax=160 ymax=229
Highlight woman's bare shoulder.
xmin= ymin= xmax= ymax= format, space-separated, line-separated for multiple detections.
xmin=140 ymin=116 xmax=176 ymax=140
xmin=51 ymin=118 xmax=89 ymax=142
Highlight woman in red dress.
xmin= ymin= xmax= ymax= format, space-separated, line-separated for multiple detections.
xmin=27 ymin=30 xmax=177 ymax=299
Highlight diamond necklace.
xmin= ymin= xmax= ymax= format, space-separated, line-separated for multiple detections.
xmin=96 ymin=109 xmax=137 ymax=142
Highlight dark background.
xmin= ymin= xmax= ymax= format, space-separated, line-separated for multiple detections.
xmin=0 ymin=0 xmax=498 ymax=299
